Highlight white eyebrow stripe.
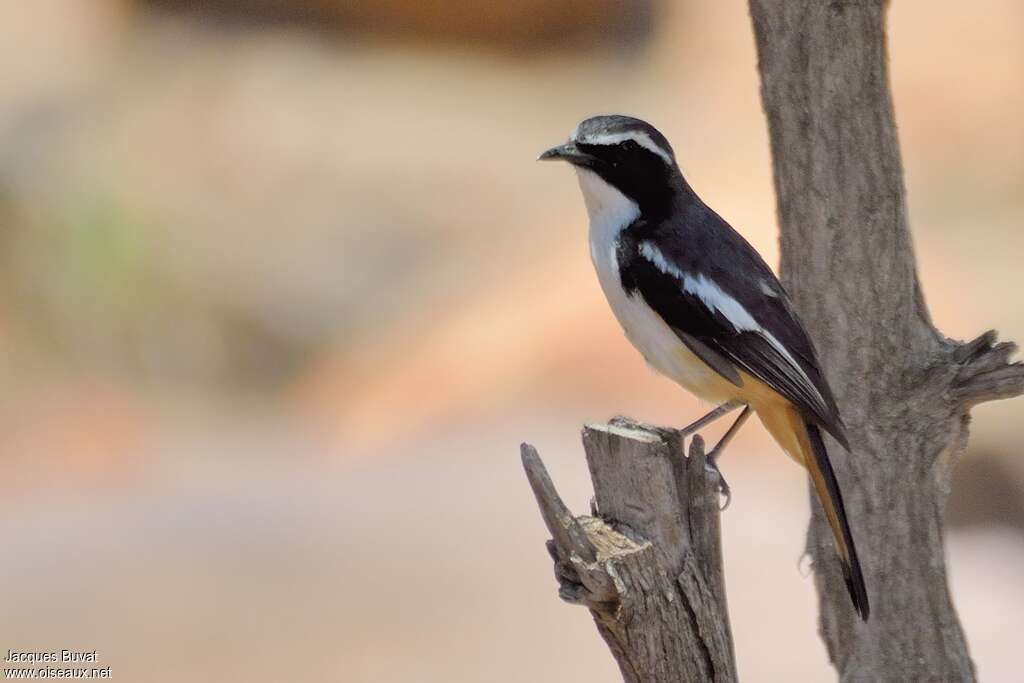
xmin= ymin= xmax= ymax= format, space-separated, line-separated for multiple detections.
xmin=637 ymin=240 xmax=822 ymax=404
xmin=574 ymin=130 xmax=674 ymax=166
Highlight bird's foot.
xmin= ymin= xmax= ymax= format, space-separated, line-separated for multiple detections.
xmin=704 ymin=457 xmax=732 ymax=511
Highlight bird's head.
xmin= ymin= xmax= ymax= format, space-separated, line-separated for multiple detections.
xmin=540 ymin=114 xmax=680 ymax=220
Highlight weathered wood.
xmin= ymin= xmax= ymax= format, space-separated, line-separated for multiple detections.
xmin=521 ymin=418 xmax=736 ymax=683
xmin=748 ymin=2 xmax=1024 ymax=680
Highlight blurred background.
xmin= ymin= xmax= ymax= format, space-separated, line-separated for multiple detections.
xmin=1 ymin=1 xmax=1021 ymax=681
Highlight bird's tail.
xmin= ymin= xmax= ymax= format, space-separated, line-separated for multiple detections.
xmin=804 ymin=421 xmax=870 ymax=620
xmin=759 ymin=404 xmax=870 ymax=620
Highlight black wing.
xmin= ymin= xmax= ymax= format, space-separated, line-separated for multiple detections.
xmin=618 ymin=214 xmax=848 ymax=449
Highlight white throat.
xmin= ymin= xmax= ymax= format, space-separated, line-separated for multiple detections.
xmin=575 ymin=169 xmax=640 ymax=256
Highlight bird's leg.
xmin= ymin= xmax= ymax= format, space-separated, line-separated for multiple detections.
xmin=676 ymin=400 xmax=745 ymax=509
xmin=678 ymin=400 xmax=741 ymax=436
xmin=707 ymin=405 xmax=752 ymax=462
xmin=704 ymin=405 xmax=752 ymax=510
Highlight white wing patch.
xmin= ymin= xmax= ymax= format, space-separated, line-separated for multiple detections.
xmin=637 ymin=240 xmax=685 ymax=280
xmin=637 ymin=240 xmax=821 ymax=401
xmin=638 ymin=241 xmax=757 ymax=331
xmin=759 ymin=279 xmax=780 ymax=297
xmin=572 ymin=128 xmax=674 ymax=166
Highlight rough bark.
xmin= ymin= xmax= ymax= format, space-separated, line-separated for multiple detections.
xmin=748 ymin=2 xmax=1024 ymax=681
xmin=521 ymin=418 xmax=736 ymax=683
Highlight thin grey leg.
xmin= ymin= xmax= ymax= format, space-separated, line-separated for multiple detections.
xmin=704 ymin=405 xmax=752 ymax=510
xmin=679 ymin=400 xmax=741 ymax=436
xmin=708 ymin=405 xmax=752 ymax=462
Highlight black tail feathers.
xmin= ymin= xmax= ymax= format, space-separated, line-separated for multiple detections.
xmin=806 ymin=422 xmax=870 ymax=621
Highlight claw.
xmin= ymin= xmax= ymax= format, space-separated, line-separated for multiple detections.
xmin=704 ymin=458 xmax=732 ymax=510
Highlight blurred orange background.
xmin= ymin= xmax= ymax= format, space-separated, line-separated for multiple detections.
xmin=1 ymin=2 xmax=1022 ymax=681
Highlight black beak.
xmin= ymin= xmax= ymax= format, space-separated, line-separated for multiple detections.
xmin=538 ymin=142 xmax=595 ymax=165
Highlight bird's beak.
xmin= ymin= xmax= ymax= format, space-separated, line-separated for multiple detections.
xmin=537 ymin=142 xmax=595 ymax=165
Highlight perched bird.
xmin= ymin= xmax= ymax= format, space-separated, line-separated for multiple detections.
xmin=539 ymin=114 xmax=869 ymax=620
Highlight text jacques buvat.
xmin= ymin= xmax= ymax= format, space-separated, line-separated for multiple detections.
xmin=5 ymin=651 xmax=98 ymax=665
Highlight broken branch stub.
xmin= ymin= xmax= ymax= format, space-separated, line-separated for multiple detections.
xmin=521 ymin=417 xmax=737 ymax=683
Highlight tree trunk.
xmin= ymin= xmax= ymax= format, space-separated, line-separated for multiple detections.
xmin=521 ymin=419 xmax=737 ymax=683
xmin=748 ymin=2 xmax=1024 ymax=680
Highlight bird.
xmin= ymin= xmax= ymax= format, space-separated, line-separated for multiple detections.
xmin=539 ymin=114 xmax=869 ymax=621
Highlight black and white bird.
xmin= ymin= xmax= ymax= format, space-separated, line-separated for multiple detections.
xmin=539 ymin=114 xmax=869 ymax=620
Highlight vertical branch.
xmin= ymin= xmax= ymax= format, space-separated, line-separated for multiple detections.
xmin=522 ymin=418 xmax=736 ymax=683
xmin=748 ymin=1 xmax=1024 ymax=680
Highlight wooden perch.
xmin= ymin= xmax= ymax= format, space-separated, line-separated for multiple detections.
xmin=521 ymin=418 xmax=736 ymax=683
